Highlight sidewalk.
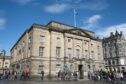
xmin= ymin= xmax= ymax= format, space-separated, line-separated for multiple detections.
xmin=78 ymin=77 xmax=89 ymax=81
xmin=28 ymin=77 xmax=89 ymax=82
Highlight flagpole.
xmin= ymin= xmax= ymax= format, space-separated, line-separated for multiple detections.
xmin=74 ymin=8 xmax=77 ymax=27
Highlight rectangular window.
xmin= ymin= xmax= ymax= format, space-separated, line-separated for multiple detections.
xmin=68 ymin=38 xmax=71 ymax=42
xmin=108 ymin=60 xmax=111 ymax=65
xmin=40 ymin=35 xmax=45 ymax=44
xmin=39 ymin=47 xmax=44 ymax=57
xmin=56 ymin=64 xmax=61 ymax=73
xmin=56 ymin=47 xmax=60 ymax=57
xmin=116 ymin=59 xmax=119 ymax=65
xmin=38 ymin=65 xmax=44 ymax=73
xmin=90 ymin=51 xmax=94 ymax=59
xmin=67 ymin=48 xmax=72 ymax=58
xmin=57 ymin=37 xmax=61 ymax=44
xmin=76 ymin=49 xmax=80 ymax=58
xmin=0 ymin=62 xmax=1 ymax=66
xmin=29 ymin=37 xmax=31 ymax=43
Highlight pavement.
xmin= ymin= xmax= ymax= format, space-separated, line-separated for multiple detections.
xmin=0 ymin=80 xmax=106 ymax=84
xmin=28 ymin=76 xmax=89 ymax=82
xmin=0 ymin=79 xmax=126 ymax=84
xmin=0 ymin=77 xmax=126 ymax=84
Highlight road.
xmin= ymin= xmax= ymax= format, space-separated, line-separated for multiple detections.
xmin=0 ymin=80 xmax=120 ymax=84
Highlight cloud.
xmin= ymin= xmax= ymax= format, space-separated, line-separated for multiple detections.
xmin=96 ymin=23 xmax=126 ymax=38
xmin=44 ymin=4 xmax=69 ymax=13
xmin=82 ymin=15 xmax=102 ymax=30
xmin=12 ymin=0 xmax=34 ymax=5
xmin=0 ymin=18 xmax=6 ymax=30
xmin=87 ymin=15 xmax=102 ymax=24
xmin=44 ymin=0 xmax=108 ymax=13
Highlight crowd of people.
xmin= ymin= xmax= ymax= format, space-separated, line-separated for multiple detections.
xmin=0 ymin=69 xmax=29 ymax=80
xmin=88 ymin=70 xmax=126 ymax=83
xmin=1 ymin=69 xmax=126 ymax=83
xmin=57 ymin=70 xmax=78 ymax=81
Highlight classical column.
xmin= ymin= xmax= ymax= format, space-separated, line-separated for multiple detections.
xmin=49 ymin=30 xmax=52 ymax=80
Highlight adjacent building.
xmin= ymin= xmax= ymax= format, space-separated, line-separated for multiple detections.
xmin=11 ymin=21 xmax=104 ymax=78
xmin=103 ymin=31 xmax=126 ymax=72
xmin=0 ymin=50 xmax=11 ymax=73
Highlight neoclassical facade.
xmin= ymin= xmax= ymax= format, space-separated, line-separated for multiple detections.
xmin=11 ymin=21 xmax=104 ymax=78
xmin=103 ymin=31 xmax=126 ymax=72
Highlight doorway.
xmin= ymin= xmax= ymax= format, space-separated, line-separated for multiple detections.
xmin=78 ymin=64 xmax=84 ymax=79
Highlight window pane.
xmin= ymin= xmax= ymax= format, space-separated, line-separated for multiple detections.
xmin=38 ymin=65 xmax=44 ymax=73
xmin=40 ymin=35 xmax=45 ymax=44
xmin=56 ymin=64 xmax=61 ymax=73
xmin=39 ymin=47 xmax=44 ymax=57
xmin=56 ymin=47 xmax=60 ymax=57
xmin=76 ymin=49 xmax=80 ymax=58
xmin=67 ymin=48 xmax=72 ymax=58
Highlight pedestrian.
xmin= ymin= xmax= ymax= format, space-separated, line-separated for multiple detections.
xmin=68 ymin=71 xmax=72 ymax=80
xmin=11 ymin=70 xmax=15 ymax=80
xmin=57 ymin=70 xmax=61 ymax=80
xmin=41 ymin=70 xmax=44 ymax=80
xmin=73 ymin=71 xmax=77 ymax=81
xmin=20 ymin=71 xmax=25 ymax=80
xmin=60 ymin=71 xmax=63 ymax=80
xmin=14 ymin=71 xmax=17 ymax=80
xmin=8 ymin=71 xmax=11 ymax=80
xmin=119 ymin=72 xmax=124 ymax=83
xmin=25 ymin=69 xmax=29 ymax=80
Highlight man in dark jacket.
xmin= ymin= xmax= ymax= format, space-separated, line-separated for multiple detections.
xmin=41 ymin=70 xmax=44 ymax=80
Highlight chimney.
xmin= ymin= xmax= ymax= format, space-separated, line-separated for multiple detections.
xmin=110 ymin=32 xmax=113 ymax=36
xmin=115 ymin=30 xmax=119 ymax=35
xmin=1 ymin=49 xmax=6 ymax=56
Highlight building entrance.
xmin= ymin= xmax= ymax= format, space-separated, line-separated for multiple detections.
xmin=78 ymin=64 xmax=84 ymax=79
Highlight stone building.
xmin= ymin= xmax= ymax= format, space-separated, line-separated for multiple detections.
xmin=11 ymin=21 xmax=104 ymax=78
xmin=0 ymin=50 xmax=11 ymax=73
xmin=103 ymin=31 xmax=126 ymax=72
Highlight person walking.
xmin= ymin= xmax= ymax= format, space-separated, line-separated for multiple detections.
xmin=25 ymin=68 xmax=29 ymax=80
xmin=119 ymin=72 xmax=124 ymax=83
xmin=57 ymin=70 xmax=61 ymax=80
xmin=73 ymin=71 xmax=77 ymax=81
xmin=14 ymin=71 xmax=17 ymax=80
xmin=41 ymin=70 xmax=44 ymax=80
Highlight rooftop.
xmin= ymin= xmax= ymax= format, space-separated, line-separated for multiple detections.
xmin=11 ymin=20 xmax=96 ymax=51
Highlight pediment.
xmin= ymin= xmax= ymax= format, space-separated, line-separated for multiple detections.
xmin=71 ymin=30 xmax=87 ymax=36
xmin=65 ymin=29 xmax=93 ymax=38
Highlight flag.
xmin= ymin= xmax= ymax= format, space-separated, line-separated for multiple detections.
xmin=74 ymin=9 xmax=78 ymax=27
xmin=74 ymin=9 xmax=78 ymax=16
